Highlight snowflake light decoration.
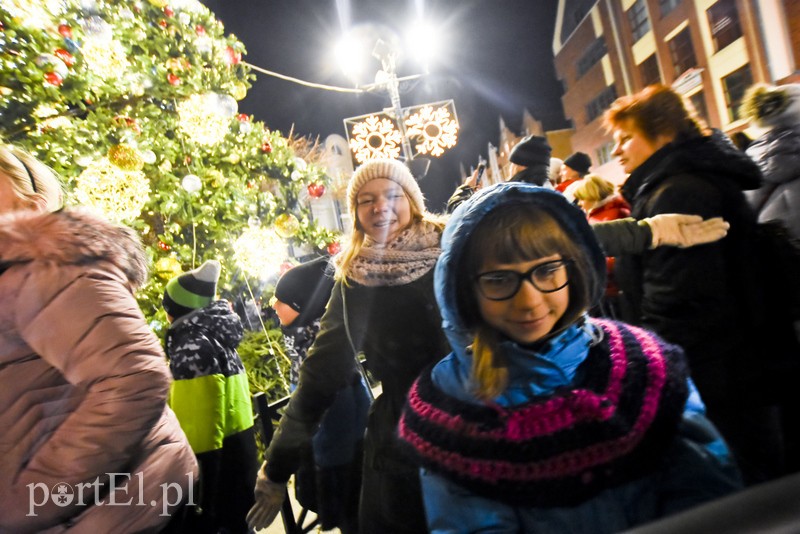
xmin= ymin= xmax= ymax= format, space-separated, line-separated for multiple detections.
xmin=348 ymin=115 xmax=402 ymax=163
xmin=404 ymin=103 xmax=459 ymax=157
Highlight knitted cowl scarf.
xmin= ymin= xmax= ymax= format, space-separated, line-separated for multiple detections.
xmin=399 ymin=319 xmax=689 ymax=508
xmin=348 ymin=219 xmax=442 ymax=286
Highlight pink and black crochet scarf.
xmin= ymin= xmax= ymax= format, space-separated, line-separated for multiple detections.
xmin=398 ymin=319 xmax=689 ymax=507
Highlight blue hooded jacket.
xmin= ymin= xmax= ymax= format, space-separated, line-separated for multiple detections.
xmin=408 ymin=183 xmax=741 ymax=533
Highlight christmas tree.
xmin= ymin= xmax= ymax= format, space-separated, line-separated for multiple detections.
xmin=0 ymin=0 xmax=339 ymax=398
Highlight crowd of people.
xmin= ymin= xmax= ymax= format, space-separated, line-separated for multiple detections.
xmin=1 ymin=82 xmax=799 ymax=534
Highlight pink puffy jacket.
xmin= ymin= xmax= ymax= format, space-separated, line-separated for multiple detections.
xmin=0 ymin=209 xmax=198 ymax=533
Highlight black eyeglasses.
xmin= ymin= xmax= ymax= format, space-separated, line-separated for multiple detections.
xmin=475 ymin=259 xmax=572 ymax=301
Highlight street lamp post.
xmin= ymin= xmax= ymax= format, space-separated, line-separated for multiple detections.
xmin=371 ymin=39 xmax=414 ymax=162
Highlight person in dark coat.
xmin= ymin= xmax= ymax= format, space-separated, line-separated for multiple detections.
xmin=604 ymin=84 xmax=800 ymax=485
xmin=740 ymin=82 xmax=800 ymax=239
xmin=556 ymin=151 xmax=592 ymax=192
xmin=507 ymin=134 xmax=553 ymax=186
xmin=248 ymin=159 xmax=450 ymax=533
xmin=163 ymin=260 xmax=258 ymax=534
xmin=272 ymin=256 xmax=370 ymax=534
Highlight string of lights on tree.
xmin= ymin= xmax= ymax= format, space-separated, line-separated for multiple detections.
xmin=0 ymin=0 xmax=339 ymax=395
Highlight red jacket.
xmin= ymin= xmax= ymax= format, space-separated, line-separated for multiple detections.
xmin=587 ymin=195 xmax=631 ymax=223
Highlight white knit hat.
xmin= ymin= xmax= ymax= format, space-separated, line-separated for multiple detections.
xmin=346 ymin=159 xmax=425 ymax=215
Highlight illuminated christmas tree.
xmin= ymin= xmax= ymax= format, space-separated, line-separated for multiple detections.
xmin=0 ymin=0 xmax=339 ymax=396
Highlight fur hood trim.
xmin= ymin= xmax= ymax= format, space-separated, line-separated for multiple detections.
xmin=0 ymin=208 xmax=148 ymax=288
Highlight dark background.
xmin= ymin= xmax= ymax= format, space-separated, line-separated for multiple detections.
xmin=201 ymin=0 xmax=568 ymax=210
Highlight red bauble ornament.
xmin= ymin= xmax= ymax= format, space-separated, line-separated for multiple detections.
xmin=54 ymin=48 xmax=75 ymax=67
xmin=279 ymin=262 xmax=294 ymax=275
xmin=326 ymin=242 xmax=341 ymax=255
xmin=158 ymin=19 xmax=168 ymax=29
xmin=237 ymin=113 xmax=249 ymax=122
xmin=223 ymin=46 xmax=241 ymax=65
xmin=195 ymin=25 xmax=206 ymax=36
xmin=261 ymin=141 xmax=272 ymax=153
xmin=163 ymin=6 xmax=174 ymax=17
xmin=184 ymin=155 xmax=192 ymax=165
xmin=307 ymin=183 xmax=325 ymax=199
xmin=57 ymin=24 xmax=72 ymax=38
xmin=167 ymin=73 xmax=181 ymax=86
xmin=246 ymin=180 xmax=255 ymax=189
xmin=44 ymin=72 xmax=63 ymax=86
xmin=158 ymin=241 xmax=171 ymax=251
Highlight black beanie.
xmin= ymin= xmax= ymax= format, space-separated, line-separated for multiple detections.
xmin=563 ymin=152 xmax=592 ymax=175
xmin=274 ymin=256 xmax=335 ymax=326
xmin=509 ymin=136 xmax=552 ymax=168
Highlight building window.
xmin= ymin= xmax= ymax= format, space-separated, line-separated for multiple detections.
xmin=668 ymin=27 xmax=697 ymax=75
xmin=596 ymin=141 xmax=615 ymax=165
xmin=577 ymin=38 xmax=608 ymax=78
xmin=722 ymin=64 xmax=753 ymax=122
xmin=688 ymin=91 xmax=709 ymax=126
xmin=639 ymin=54 xmax=661 ymax=87
xmin=627 ymin=0 xmax=651 ymax=41
xmin=707 ymin=0 xmax=742 ymax=52
xmin=659 ymin=0 xmax=681 ymax=17
xmin=586 ymin=85 xmax=618 ymax=123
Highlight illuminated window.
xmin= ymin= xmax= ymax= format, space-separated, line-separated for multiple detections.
xmin=639 ymin=54 xmax=661 ymax=87
xmin=628 ymin=0 xmax=650 ymax=42
xmin=722 ymin=65 xmax=753 ymax=122
xmin=707 ymin=0 xmax=742 ymax=52
xmin=668 ymin=27 xmax=697 ymax=75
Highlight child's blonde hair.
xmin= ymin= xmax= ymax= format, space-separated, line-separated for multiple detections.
xmin=571 ymin=174 xmax=615 ymax=203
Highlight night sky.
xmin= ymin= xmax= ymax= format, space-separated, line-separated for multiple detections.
xmin=201 ymin=0 xmax=567 ymax=210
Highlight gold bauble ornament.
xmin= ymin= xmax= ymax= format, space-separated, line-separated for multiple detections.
xmin=108 ymin=144 xmax=144 ymax=171
xmin=231 ymin=82 xmax=248 ymax=101
xmin=148 ymin=0 xmax=169 ymax=7
xmin=274 ymin=213 xmax=300 ymax=239
xmin=154 ymin=256 xmax=183 ymax=280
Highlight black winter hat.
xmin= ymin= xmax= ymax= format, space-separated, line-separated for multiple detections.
xmin=563 ymin=152 xmax=592 ymax=175
xmin=274 ymin=256 xmax=335 ymax=325
xmin=509 ymin=136 xmax=552 ymax=168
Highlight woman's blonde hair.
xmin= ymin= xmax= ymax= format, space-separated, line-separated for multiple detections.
xmin=0 ymin=145 xmax=64 ymax=212
xmin=571 ymin=174 xmax=615 ymax=203
xmin=334 ymin=181 xmax=445 ymax=282
xmin=457 ymin=204 xmax=599 ymax=399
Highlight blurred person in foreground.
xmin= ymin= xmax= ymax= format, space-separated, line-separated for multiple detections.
xmin=0 ymin=145 xmax=197 ymax=533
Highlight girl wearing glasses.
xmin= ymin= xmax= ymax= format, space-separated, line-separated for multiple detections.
xmin=399 ymin=182 xmax=741 ymax=533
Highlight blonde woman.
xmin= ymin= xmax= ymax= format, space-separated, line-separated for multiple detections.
xmin=249 ymin=159 xmax=449 ymax=533
xmin=0 ymin=145 xmax=197 ymax=533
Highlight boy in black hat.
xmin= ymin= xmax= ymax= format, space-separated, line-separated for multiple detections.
xmin=272 ymin=256 xmax=370 ymax=534
xmin=556 ymin=151 xmax=592 ymax=192
xmin=163 ymin=260 xmax=257 ymax=534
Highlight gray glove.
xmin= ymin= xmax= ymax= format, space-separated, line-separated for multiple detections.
xmin=246 ymin=464 xmax=287 ymax=531
xmin=643 ymin=214 xmax=730 ymax=249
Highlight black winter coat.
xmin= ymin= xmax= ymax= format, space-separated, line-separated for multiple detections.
xmin=616 ymin=132 xmax=795 ymax=406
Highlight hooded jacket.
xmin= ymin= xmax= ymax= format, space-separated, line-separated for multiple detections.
xmin=165 ymin=299 xmax=256 ymax=532
xmin=746 ymin=125 xmax=800 ymax=239
xmin=0 ymin=209 xmax=197 ymax=534
xmin=399 ymin=183 xmax=741 ymax=533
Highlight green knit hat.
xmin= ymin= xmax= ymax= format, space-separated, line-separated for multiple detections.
xmin=162 ymin=260 xmax=220 ymax=318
